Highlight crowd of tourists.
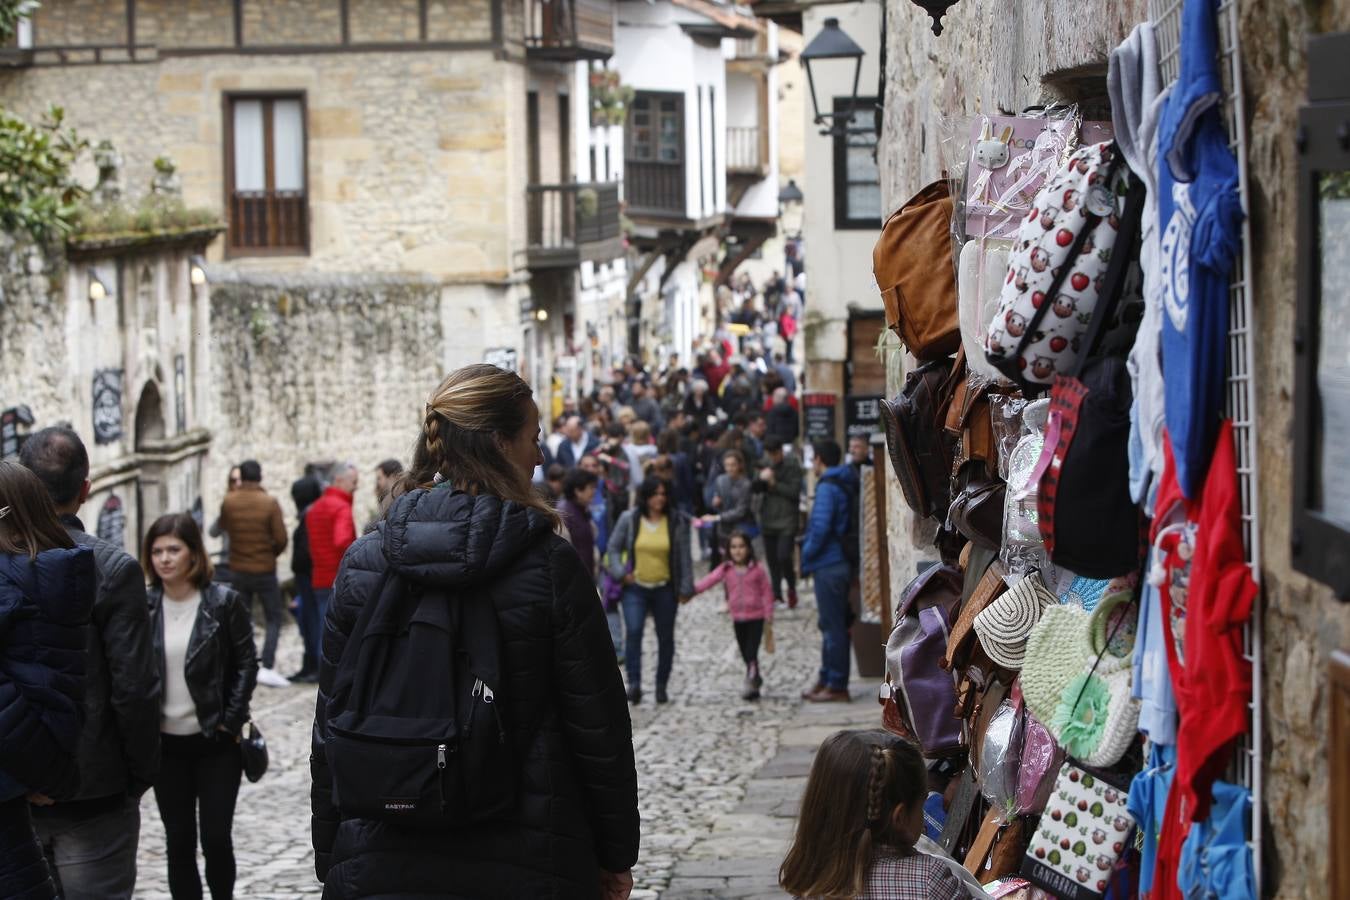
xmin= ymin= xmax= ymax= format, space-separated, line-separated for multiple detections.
xmin=0 ymin=354 xmax=902 ymax=900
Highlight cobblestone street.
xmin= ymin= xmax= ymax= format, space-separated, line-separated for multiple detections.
xmin=133 ymin=579 xmax=876 ymax=899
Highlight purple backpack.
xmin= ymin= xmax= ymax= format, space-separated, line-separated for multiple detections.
xmin=883 ymin=565 xmax=966 ymax=757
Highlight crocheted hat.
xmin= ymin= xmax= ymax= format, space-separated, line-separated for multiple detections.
xmin=973 ymin=573 xmax=1057 ymax=670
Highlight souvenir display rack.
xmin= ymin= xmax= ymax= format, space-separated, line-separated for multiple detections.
xmin=1151 ymin=0 xmax=1263 ymax=886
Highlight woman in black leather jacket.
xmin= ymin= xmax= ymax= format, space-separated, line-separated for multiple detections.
xmin=144 ymin=512 xmax=257 ymax=900
xmin=311 ymin=364 xmax=639 ymax=900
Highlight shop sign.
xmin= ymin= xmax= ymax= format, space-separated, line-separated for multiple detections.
xmin=803 ymin=392 xmax=838 ymax=444
xmin=844 ymin=394 xmax=883 ymax=439
xmin=92 ymin=368 xmax=124 ymax=445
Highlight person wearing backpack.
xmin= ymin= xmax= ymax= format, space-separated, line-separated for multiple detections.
xmin=799 ymin=441 xmax=858 ymax=703
xmin=311 ymin=364 xmax=639 ymax=900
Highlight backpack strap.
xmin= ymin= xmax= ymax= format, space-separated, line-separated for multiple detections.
xmin=1071 ymin=172 xmax=1147 ymax=377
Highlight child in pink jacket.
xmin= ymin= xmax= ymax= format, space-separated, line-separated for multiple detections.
xmin=693 ymin=529 xmax=775 ymax=700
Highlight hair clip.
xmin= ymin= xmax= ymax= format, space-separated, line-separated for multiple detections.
xmin=0 ymin=506 xmax=9 ymax=520
xmin=432 ymin=472 xmax=444 ymax=484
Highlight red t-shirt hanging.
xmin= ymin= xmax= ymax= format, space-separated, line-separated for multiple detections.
xmin=1149 ymin=421 xmax=1257 ymax=897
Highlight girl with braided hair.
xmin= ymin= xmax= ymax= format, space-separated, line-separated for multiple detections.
xmin=311 ymin=365 xmax=639 ymax=900
xmin=780 ymin=731 xmax=970 ymax=900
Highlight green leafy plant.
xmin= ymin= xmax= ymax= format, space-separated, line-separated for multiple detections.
xmin=0 ymin=0 xmax=38 ymax=44
xmin=576 ymin=186 xmax=598 ymax=219
xmin=589 ymin=69 xmax=634 ymax=127
xmin=73 ymin=194 xmax=219 ymax=239
xmin=0 ymin=104 xmax=89 ymax=243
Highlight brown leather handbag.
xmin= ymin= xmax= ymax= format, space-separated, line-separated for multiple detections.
xmin=964 ymin=808 xmax=1031 ymax=884
xmin=873 ymin=179 xmax=961 ymax=360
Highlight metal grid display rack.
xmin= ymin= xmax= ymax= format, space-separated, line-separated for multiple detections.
xmin=1149 ymin=0 xmax=1263 ymax=887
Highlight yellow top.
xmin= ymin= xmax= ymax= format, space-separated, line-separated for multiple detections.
xmin=633 ymin=516 xmax=671 ymax=586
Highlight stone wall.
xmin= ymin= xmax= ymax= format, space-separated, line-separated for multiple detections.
xmin=877 ymin=1 xmax=1350 ymax=897
xmin=0 ymin=239 xmax=68 ymax=431
xmin=1235 ymin=2 xmax=1350 ymax=896
xmin=202 ymin=271 xmax=446 ymax=532
xmin=0 ymin=44 xmax=515 ymax=279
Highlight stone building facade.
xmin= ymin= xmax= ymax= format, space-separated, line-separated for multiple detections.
xmin=875 ymin=1 xmax=1350 ymax=897
xmin=0 ymin=0 xmax=625 ymax=546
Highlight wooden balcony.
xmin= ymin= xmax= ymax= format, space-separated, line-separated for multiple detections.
xmin=228 ymin=191 xmax=308 ymax=255
xmin=727 ymin=126 xmax=767 ymax=175
xmin=525 ymin=0 xmax=615 ymax=61
xmin=526 ymin=181 xmax=624 ymax=268
xmin=624 ymin=160 xmax=686 ymax=219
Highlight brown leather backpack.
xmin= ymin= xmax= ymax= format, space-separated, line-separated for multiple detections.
xmin=873 ymin=179 xmax=961 ymax=360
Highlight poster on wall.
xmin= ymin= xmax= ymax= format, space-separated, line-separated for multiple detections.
xmin=484 ymin=348 xmax=519 ymax=373
xmin=844 ymin=394 xmax=884 ymax=439
xmin=174 ymin=355 xmax=187 ymax=433
xmin=96 ymin=495 xmax=126 ymax=549
xmin=92 ymin=368 xmax=124 ymax=445
xmin=0 ymin=406 xmax=33 ymax=459
xmin=803 ymin=392 xmax=838 ymax=444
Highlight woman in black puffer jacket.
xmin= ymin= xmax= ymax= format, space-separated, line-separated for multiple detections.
xmin=0 ymin=461 xmax=95 ymax=900
xmin=311 ymin=365 xmax=639 ymax=900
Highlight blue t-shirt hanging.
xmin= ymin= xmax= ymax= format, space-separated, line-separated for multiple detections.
xmin=1157 ymin=0 xmax=1244 ymax=498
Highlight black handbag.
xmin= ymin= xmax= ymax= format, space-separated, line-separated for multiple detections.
xmin=240 ymin=720 xmax=268 ymax=783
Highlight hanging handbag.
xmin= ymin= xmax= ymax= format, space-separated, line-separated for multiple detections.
xmin=984 ymin=143 xmax=1140 ymax=393
xmin=1020 ymin=592 xmax=1141 ymax=768
xmin=240 ymin=720 xmax=268 ymax=783
xmin=1021 ymin=761 xmax=1135 ymax=900
xmin=879 ymin=350 xmax=964 ymax=519
xmin=882 ymin=564 xmax=966 ymax=757
xmin=965 ymin=809 xmax=1032 ymax=885
xmin=873 ymin=179 xmax=961 ymax=360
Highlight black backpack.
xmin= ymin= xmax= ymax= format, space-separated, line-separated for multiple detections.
xmin=324 ymin=570 xmax=516 ymax=830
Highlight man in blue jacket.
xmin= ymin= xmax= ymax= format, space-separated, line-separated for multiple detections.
xmin=799 ymin=440 xmax=857 ymax=702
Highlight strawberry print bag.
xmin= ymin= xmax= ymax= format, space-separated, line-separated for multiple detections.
xmin=1021 ymin=761 xmax=1135 ymax=900
xmin=984 ymin=142 xmax=1134 ymax=393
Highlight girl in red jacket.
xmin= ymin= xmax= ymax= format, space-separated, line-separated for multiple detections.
xmin=693 ymin=530 xmax=774 ymax=700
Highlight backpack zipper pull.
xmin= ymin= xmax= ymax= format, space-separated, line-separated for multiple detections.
xmin=472 ymin=678 xmax=484 ymax=699
xmin=436 ymin=743 xmax=448 ymax=814
xmin=482 ymin=684 xmax=494 ymax=704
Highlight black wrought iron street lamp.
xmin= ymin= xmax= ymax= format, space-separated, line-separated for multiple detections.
xmin=909 ymin=0 xmax=960 ymax=36
xmin=799 ymin=18 xmax=863 ymax=136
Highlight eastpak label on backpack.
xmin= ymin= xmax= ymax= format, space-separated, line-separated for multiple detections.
xmin=325 ymin=570 xmax=517 ymax=831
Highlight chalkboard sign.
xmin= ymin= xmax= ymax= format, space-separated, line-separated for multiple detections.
xmin=802 ymin=392 xmax=838 ymax=444
xmin=845 ymin=394 xmax=883 ymax=439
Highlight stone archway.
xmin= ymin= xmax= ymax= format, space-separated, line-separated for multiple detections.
xmin=135 ymin=381 xmax=169 ymax=536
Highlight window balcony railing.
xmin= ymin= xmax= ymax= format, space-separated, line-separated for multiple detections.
xmin=525 ymin=0 xmax=615 ymax=61
xmin=526 ymin=181 xmax=623 ymax=267
xmin=228 ymin=191 xmax=308 ymax=254
xmin=624 ymin=160 xmax=686 ymax=218
xmin=727 ymin=126 xmax=766 ymax=175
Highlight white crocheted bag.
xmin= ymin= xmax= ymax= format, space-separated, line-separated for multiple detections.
xmin=1021 ymin=593 xmax=1140 ymax=768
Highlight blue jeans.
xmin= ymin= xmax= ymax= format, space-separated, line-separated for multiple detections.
xmin=812 ymin=562 xmax=852 ymax=691
xmin=621 ymin=584 xmax=677 ymax=690
xmin=293 ymin=572 xmax=318 ymax=671
xmin=313 ymin=588 xmax=333 ymax=646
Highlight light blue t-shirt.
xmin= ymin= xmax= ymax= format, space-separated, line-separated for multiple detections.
xmin=1157 ymin=0 xmax=1244 ymax=499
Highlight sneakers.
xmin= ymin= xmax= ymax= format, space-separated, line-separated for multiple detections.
xmin=803 ymin=686 xmax=851 ymax=703
xmin=256 ymin=667 xmax=291 ymax=688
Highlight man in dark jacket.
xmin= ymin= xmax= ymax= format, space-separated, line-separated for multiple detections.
xmin=755 ymin=438 xmax=803 ymax=609
xmin=311 ymin=489 xmax=639 ymax=897
xmin=19 ymin=427 xmax=161 ymax=900
xmin=219 ymin=458 xmax=288 ymax=687
xmin=799 ymin=441 xmax=857 ymax=703
xmin=765 ymin=387 xmax=800 ymax=444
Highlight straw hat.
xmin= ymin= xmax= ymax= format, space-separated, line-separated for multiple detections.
xmin=973 ymin=573 xmax=1058 ymax=670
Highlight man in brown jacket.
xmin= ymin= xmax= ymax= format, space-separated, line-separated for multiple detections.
xmin=218 ymin=459 xmax=289 ymax=687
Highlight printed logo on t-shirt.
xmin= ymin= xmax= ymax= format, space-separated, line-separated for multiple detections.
xmin=1159 ymin=182 xmax=1197 ymax=333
